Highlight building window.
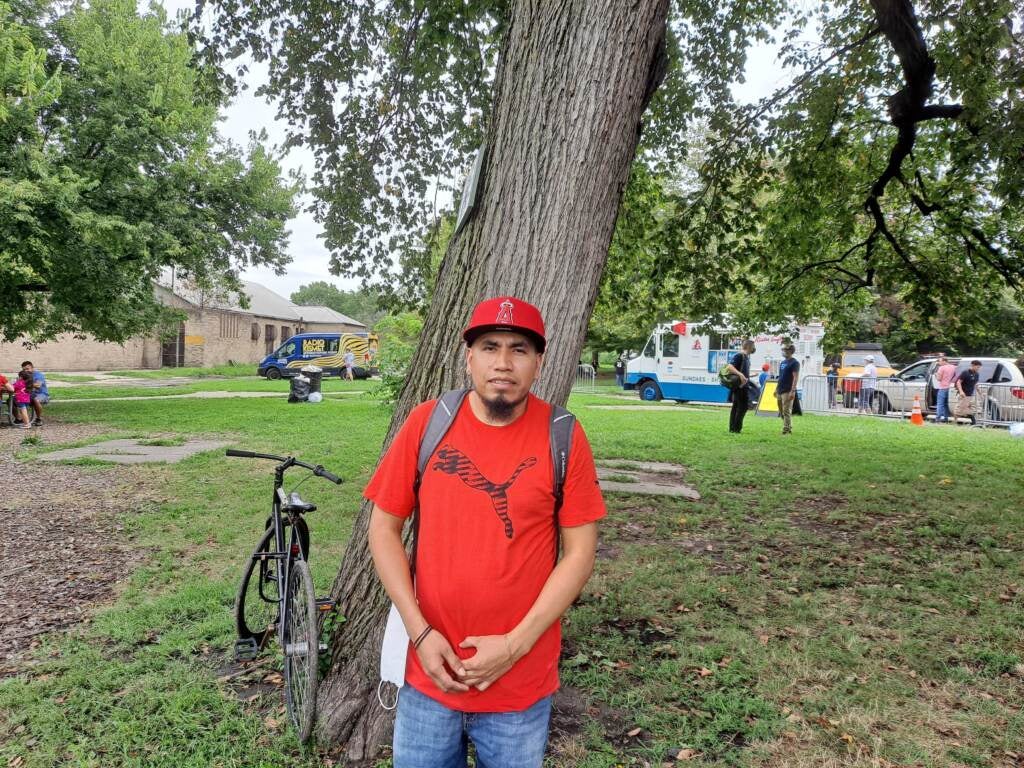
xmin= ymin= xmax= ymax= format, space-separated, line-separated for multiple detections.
xmin=281 ymin=326 xmax=291 ymax=343
xmin=251 ymin=322 xmax=260 ymax=341
xmin=219 ymin=313 xmax=242 ymax=339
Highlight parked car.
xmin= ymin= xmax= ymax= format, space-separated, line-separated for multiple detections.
xmin=873 ymin=357 xmax=1024 ymax=421
xmin=872 ymin=358 xmax=935 ymax=414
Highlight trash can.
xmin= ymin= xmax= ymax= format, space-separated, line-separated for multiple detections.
xmin=289 ymin=374 xmax=311 ymax=403
xmin=300 ymin=365 xmax=323 ymax=395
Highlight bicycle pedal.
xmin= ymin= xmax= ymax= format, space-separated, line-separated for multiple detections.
xmin=234 ymin=637 xmax=260 ymax=662
xmin=316 ymin=598 xmax=336 ymax=613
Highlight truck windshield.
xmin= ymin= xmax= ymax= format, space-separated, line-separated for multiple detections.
xmin=642 ymin=335 xmax=656 ymax=358
xmin=845 ymin=351 xmax=890 ymax=367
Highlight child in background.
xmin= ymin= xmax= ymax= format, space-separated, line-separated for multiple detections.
xmin=12 ymin=370 xmax=33 ymax=428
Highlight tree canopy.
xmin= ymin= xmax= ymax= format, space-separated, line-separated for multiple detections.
xmin=0 ymin=0 xmax=299 ymax=343
xmin=197 ymin=0 xmax=1022 ymax=345
xmin=661 ymin=0 xmax=1023 ymax=343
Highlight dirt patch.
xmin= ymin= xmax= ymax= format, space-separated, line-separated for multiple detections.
xmin=549 ymin=684 xmax=646 ymax=751
xmin=0 ymin=422 xmax=164 ymax=674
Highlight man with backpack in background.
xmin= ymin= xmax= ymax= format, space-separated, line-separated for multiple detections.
xmin=366 ymin=296 xmax=606 ymax=768
xmin=725 ymin=339 xmax=756 ymax=434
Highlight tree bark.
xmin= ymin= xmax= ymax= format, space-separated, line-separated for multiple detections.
xmin=316 ymin=0 xmax=670 ymax=759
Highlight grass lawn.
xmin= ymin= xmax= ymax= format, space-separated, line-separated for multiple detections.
xmin=104 ymin=364 xmax=262 ymax=379
xmin=1 ymin=387 xmax=1022 ymax=767
xmin=51 ymin=376 xmax=371 ymax=400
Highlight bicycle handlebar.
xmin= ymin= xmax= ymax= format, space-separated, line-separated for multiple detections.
xmin=225 ymin=449 xmax=342 ymax=484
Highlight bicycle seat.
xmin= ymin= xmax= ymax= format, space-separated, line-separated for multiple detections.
xmin=284 ymin=492 xmax=316 ymax=513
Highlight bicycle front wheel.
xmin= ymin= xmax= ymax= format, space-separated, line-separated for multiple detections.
xmin=283 ymin=560 xmax=319 ymax=744
xmin=236 ymin=527 xmax=279 ymax=644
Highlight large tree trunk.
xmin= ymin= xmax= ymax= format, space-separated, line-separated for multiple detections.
xmin=317 ymin=0 xmax=670 ymax=759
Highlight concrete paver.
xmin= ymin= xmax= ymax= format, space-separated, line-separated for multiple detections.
xmin=38 ymin=438 xmax=230 ymax=464
xmin=596 ymin=459 xmax=700 ymax=500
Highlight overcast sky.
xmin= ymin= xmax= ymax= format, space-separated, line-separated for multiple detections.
xmin=157 ymin=2 xmax=791 ymax=300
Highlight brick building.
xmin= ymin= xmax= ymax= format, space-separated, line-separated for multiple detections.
xmin=0 ymin=281 xmax=366 ymax=373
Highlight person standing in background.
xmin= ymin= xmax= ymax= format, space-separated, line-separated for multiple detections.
xmin=826 ymin=361 xmax=840 ymax=409
xmin=775 ymin=345 xmax=800 ymax=435
xmin=725 ymin=340 xmax=755 ymax=434
xmin=934 ymin=354 xmax=957 ymax=423
xmin=858 ymin=355 xmax=877 ymax=414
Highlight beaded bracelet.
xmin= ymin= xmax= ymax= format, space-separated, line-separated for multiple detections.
xmin=413 ymin=625 xmax=434 ymax=649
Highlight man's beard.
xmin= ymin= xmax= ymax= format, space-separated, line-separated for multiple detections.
xmin=480 ymin=392 xmax=526 ymax=423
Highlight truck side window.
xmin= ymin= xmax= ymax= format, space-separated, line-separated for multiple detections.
xmin=643 ymin=336 xmax=656 ymax=358
xmin=278 ymin=342 xmax=296 ymax=357
xmin=327 ymin=338 xmax=339 ymax=353
xmin=661 ymin=333 xmax=679 ymax=358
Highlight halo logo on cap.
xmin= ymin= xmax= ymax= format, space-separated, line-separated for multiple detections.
xmin=496 ymin=300 xmax=514 ymax=325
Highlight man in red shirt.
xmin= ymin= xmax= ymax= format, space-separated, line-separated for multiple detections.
xmin=366 ymin=296 xmax=606 ymax=767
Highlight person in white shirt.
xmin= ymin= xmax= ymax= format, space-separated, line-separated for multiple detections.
xmin=858 ymin=355 xmax=878 ymax=413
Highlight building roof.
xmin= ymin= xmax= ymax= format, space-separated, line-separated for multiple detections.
xmin=162 ymin=278 xmax=367 ymax=328
xmin=293 ymin=305 xmax=365 ymax=326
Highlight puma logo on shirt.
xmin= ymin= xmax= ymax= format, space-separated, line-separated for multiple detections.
xmin=432 ymin=445 xmax=537 ymax=538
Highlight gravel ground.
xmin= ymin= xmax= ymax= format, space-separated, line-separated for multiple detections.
xmin=0 ymin=422 xmax=164 ymax=674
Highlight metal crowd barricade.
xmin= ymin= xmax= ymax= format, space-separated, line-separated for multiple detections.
xmin=573 ymin=364 xmax=597 ymax=393
xmin=976 ymin=382 xmax=1024 ymax=428
xmin=799 ymin=374 xmax=914 ymax=418
xmin=797 ymin=375 xmax=834 ymax=413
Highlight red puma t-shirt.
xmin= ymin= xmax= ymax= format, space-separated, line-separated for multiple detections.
xmin=364 ymin=393 xmax=606 ymax=712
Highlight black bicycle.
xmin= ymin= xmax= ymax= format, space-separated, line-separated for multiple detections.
xmin=226 ymin=449 xmax=342 ymax=744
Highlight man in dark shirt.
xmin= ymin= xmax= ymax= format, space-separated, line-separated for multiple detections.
xmin=954 ymin=359 xmax=982 ymax=425
xmin=725 ymin=340 xmax=755 ymax=434
xmin=614 ymin=355 xmax=626 ymax=388
xmin=776 ymin=344 xmax=800 ymax=434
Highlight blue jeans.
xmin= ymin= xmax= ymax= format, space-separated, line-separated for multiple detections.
xmin=393 ymin=685 xmax=552 ymax=768
xmin=859 ymin=387 xmax=874 ymax=411
xmin=936 ymin=388 xmax=950 ymax=422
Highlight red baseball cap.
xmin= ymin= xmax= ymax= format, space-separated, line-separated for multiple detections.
xmin=463 ymin=296 xmax=546 ymax=353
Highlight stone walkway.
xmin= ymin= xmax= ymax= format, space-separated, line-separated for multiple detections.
xmin=37 ymin=438 xmax=230 ymax=464
xmin=595 ymin=460 xmax=700 ymax=500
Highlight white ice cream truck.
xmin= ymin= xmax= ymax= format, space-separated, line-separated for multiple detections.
xmin=624 ymin=319 xmax=826 ymax=403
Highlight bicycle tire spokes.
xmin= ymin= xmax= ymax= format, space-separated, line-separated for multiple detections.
xmin=283 ymin=560 xmax=319 ymax=743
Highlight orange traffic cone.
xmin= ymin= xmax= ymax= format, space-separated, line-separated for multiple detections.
xmin=910 ymin=394 xmax=924 ymax=425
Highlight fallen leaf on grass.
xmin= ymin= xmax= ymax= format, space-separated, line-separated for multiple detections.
xmin=263 ymin=716 xmax=280 ymax=731
xmin=627 ymin=727 xmax=642 ymax=737
xmin=675 ymin=748 xmax=699 ymax=760
xmin=8 ymin=757 xmax=25 ymax=768
xmin=696 ymin=667 xmax=714 ymax=678
xmin=758 ymin=634 xmax=770 ymax=645
xmin=262 ymin=672 xmax=284 ymax=685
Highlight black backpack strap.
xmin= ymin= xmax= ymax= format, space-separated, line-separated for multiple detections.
xmin=410 ymin=388 xmax=470 ymax=578
xmin=549 ymin=404 xmax=575 ymax=565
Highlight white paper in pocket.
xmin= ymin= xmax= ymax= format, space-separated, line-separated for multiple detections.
xmin=377 ymin=602 xmax=408 ymax=710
